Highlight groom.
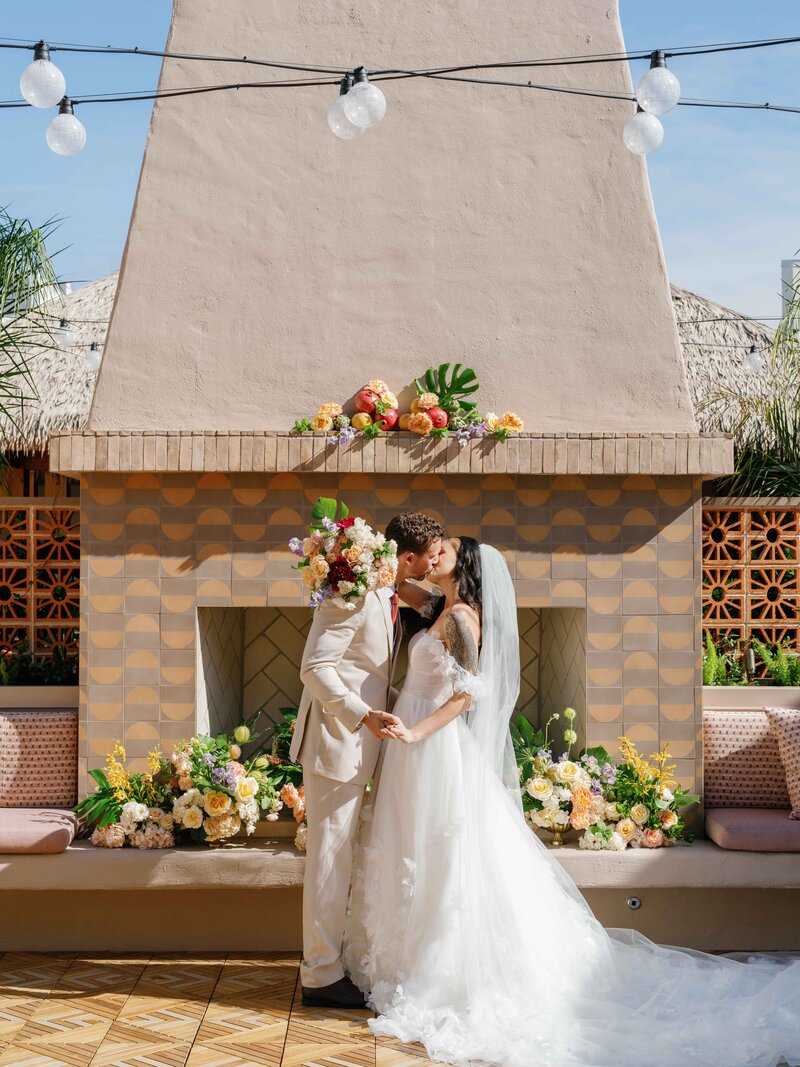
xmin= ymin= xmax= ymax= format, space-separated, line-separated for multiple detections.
xmin=291 ymin=511 xmax=445 ymax=1008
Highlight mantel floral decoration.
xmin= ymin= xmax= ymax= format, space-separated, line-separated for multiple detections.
xmin=291 ymin=363 xmax=523 ymax=447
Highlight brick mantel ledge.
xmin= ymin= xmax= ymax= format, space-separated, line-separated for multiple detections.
xmin=48 ymin=430 xmax=733 ymax=476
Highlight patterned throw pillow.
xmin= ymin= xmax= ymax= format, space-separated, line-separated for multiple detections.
xmin=702 ymin=710 xmax=790 ymax=809
xmin=764 ymin=708 xmax=800 ymax=820
xmin=0 ymin=709 xmax=78 ymax=808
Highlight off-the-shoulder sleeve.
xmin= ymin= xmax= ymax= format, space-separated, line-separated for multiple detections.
xmin=418 ymin=590 xmax=445 ymax=620
xmin=443 ymin=652 xmax=484 ymax=697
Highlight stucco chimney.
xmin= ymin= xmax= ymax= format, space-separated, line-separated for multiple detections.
xmin=87 ymin=0 xmax=696 ymax=434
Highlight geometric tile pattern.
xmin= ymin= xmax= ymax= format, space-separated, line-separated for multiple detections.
xmin=0 ymin=953 xmax=444 ymax=1067
xmin=79 ymin=471 xmax=704 ymax=794
xmin=242 ymin=609 xmax=313 ymax=730
xmin=197 ymin=607 xmax=244 ymax=737
xmin=539 ymin=608 xmax=587 ymax=744
xmin=703 ymin=503 xmax=800 ymax=675
xmin=0 ymin=505 xmax=79 ymax=659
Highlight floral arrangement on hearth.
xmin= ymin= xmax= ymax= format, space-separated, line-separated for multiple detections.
xmin=290 ymin=363 xmax=524 ymax=447
xmin=512 ymin=713 xmax=699 ymax=850
xmin=289 ymin=496 xmax=397 ymax=610
xmin=76 ymin=714 xmax=284 ymax=848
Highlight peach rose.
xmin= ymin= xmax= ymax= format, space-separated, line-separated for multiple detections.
xmin=630 ymin=803 xmax=650 ymax=826
xmin=659 ymin=809 xmax=678 ymax=830
xmin=226 ymin=761 xmax=247 ymax=779
xmin=408 ymin=412 xmax=434 ymax=436
xmin=616 ymin=817 xmax=637 ymax=842
xmin=281 ymin=783 xmax=299 ymax=807
xmin=311 ymin=414 xmax=334 ymax=432
xmin=499 ymin=411 xmax=524 ymax=432
xmin=642 ymin=828 xmax=664 ymax=849
xmin=318 ymin=402 xmax=343 ymax=418
xmin=416 ymin=392 xmax=439 ymax=410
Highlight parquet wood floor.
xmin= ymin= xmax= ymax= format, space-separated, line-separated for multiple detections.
xmin=0 ymin=953 xmax=443 ymax=1067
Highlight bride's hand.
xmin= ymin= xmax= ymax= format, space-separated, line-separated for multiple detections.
xmin=380 ymin=720 xmax=417 ymax=744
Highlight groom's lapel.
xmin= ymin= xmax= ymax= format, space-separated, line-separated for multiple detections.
xmin=379 ymin=586 xmax=394 ymax=657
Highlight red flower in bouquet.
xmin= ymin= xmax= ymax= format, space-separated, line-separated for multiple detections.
xmin=327 ymin=557 xmax=356 ymax=588
xmin=337 ymin=517 xmax=356 ymax=529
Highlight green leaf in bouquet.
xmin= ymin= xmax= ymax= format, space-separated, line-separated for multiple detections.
xmin=292 ymin=419 xmax=313 ymax=433
xmin=579 ymin=745 xmax=612 ymax=766
xmin=310 ymin=497 xmax=350 ymax=529
xmin=88 ymin=768 xmax=110 ymax=788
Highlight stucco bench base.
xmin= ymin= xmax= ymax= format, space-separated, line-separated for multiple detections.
xmin=0 ymin=808 xmax=77 ymax=854
xmin=1 ymin=838 xmax=799 ymax=953
xmin=705 ymin=808 xmax=800 ymax=852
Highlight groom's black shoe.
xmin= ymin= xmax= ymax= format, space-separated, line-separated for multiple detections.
xmin=301 ymin=976 xmax=367 ymax=1009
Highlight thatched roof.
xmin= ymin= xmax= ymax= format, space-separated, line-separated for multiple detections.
xmin=671 ymin=283 xmax=775 ymax=434
xmin=0 ymin=271 xmax=775 ymax=452
xmin=0 ymin=272 xmax=116 ymax=452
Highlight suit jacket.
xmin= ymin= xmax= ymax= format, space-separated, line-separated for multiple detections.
xmin=290 ymin=587 xmax=400 ymax=784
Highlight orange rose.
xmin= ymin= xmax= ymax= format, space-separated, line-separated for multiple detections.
xmin=408 ymin=412 xmax=434 ymax=436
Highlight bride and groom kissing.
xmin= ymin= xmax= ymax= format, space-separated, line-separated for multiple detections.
xmin=289 ymin=512 xmax=800 ymax=1067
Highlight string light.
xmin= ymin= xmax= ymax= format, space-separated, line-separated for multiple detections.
xmin=52 ymin=318 xmax=76 ymax=349
xmin=19 ymin=40 xmax=65 ymax=108
xmin=327 ymin=73 xmax=365 ymax=140
xmin=3 ymin=33 xmax=799 ymax=159
xmin=83 ymin=341 xmax=102 ymax=372
xmin=45 ymin=96 xmax=86 ymax=155
xmin=743 ymin=344 xmax=766 ymax=374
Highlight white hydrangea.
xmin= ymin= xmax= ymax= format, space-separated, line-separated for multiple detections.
xmin=119 ymin=801 xmax=149 ymax=830
xmin=607 ymin=832 xmax=627 ymax=851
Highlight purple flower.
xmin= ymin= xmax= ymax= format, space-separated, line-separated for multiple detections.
xmin=203 ymin=752 xmax=217 ymax=767
xmin=308 ymin=590 xmax=324 ymax=608
xmin=321 ymin=517 xmax=336 ymax=531
xmin=211 ymin=767 xmax=225 ymax=784
xmin=288 ymin=537 xmax=304 ymax=556
xmin=590 ymin=781 xmax=603 ymax=795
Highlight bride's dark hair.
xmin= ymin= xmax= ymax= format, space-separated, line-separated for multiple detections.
xmin=424 ymin=537 xmax=482 ymax=630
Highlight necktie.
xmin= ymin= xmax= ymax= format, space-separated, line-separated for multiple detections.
xmin=390 ymin=591 xmax=399 ymax=627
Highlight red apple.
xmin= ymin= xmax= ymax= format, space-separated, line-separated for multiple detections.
xmin=375 ymin=407 xmax=398 ymax=431
xmin=355 ymin=389 xmax=378 ymax=414
xmin=427 ymin=406 xmax=448 ymax=429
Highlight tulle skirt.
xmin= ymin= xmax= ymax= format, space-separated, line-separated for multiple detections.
xmin=343 ymin=691 xmax=800 ymax=1067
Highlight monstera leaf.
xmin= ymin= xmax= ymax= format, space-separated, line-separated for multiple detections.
xmin=310 ymin=497 xmax=350 ymax=530
xmin=414 ymin=362 xmax=479 ymax=412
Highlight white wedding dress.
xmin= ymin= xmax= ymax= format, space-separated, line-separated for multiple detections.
xmin=343 ymin=547 xmax=800 ymax=1067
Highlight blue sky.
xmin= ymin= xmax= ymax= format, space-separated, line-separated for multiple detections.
xmin=1 ymin=2 xmax=798 ymax=319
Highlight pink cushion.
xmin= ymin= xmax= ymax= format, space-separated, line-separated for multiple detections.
xmin=0 ymin=808 xmax=77 ymax=853
xmin=705 ymin=807 xmax=800 ymax=851
xmin=702 ymin=709 xmax=790 ymax=809
xmin=0 ymin=709 xmax=78 ymax=807
xmin=764 ymin=708 xmax=800 ymax=819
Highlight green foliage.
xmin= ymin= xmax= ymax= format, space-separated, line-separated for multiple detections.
xmin=704 ymin=279 xmax=800 ymax=496
xmin=361 ymin=422 xmax=383 ymax=440
xmin=510 ymin=713 xmax=548 ymax=785
xmin=0 ymin=643 xmax=78 ymax=686
xmin=292 ymin=418 xmax=313 ymax=433
xmin=429 ymin=427 xmax=450 ymax=439
xmin=702 ymin=632 xmax=746 ymax=686
xmin=310 ymin=497 xmax=349 ymax=529
xmin=73 ymin=769 xmax=123 ymax=829
xmin=254 ymin=707 xmax=303 ymax=790
xmin=415 ymin=362 xmax=479 ymax=412
xmin=752 ymin=637 xmax=800 ymax=686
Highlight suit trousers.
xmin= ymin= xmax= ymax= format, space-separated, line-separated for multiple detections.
xmin=300 ymin=769 xmax=366 ymax=989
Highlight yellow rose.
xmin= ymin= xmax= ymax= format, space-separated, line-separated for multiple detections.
xmin=235 ymin=776 xmax=259 ymax=801
xmin=659 ymin=809 xmax=678 ymax=830
xmin=408 ymin=412 xmax=434 ymax=436
xmin=318 ymin=402 xmax=342 ymax=418
xmin=525 ymin=777 xmax=553 ymax=802
xmin=311 ymin=414 xmax=334 ymax=432
xmin=499 ymin=411 xmax=524 ymax=432
xmin=616 ymin=817 xmax=637 ymax=842
xmin=203 ymin=790 xmax=232 ymax=817
xmin=630 ymin=803 xmax=650 ymax=826
xmin=380 ymin=390 xmax=399 ymax=408
xmin=416 ymin=392 xmax=439 ymax=410
xmin=554 ymin=760 xmax=580 ymax=785
xmin=483 ymin=412 xmax=500 ymax=431
xmin=182 ymin=805 xmax=203 ymax=829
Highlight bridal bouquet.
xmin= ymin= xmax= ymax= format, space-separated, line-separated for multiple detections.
xmin=290 ymin=497 xmax=397 ymax=610
xmin=74 ymin=742 xmax=176 ymax=849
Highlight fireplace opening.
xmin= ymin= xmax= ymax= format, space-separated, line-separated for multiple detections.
xmin=197 ymin=606 xmax=586 ymax=748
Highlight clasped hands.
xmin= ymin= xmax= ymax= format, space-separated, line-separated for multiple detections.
xmin=362 ymin=710 xmax=416 ymax=744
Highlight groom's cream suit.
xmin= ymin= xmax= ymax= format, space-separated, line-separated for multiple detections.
xmin=292 ymin=586 xmax=399 ymax=988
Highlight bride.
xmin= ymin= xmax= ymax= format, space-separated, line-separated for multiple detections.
xmin=343 ymin=537 xmax=800 ymax=1067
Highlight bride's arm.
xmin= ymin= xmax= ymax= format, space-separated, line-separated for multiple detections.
xmin=383 ymin=608 xmax=480 ymax=744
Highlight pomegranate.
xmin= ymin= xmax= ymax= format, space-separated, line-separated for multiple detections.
xmin=427 ymin=406 xmax=448 ymax=429
xmin=375 ymin=407 xmax=398 ymax=431
xmin=355 ymin=389 xmax=378 ymax=414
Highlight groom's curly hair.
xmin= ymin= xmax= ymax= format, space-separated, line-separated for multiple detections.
xmin=385 ymin=512 xmax=446 ymax=555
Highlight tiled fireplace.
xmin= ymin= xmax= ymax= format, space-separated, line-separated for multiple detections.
xmin=50 ymin=433 xmax=731 ymax=796
xmin=49 ymin=2 xmax=734 ymax=799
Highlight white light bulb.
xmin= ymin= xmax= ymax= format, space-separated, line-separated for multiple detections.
xmin=53 ymin=319 xmax=76 ymax=349
xmin=342 ymin=77 xmax=386 ymax=129
xmin=327 ymin=95 xmax=366 ymax=140
xmin=623 ymin=110 xmax=664 ymax=156
xmin=743 ymin=345 xmax=765 ymax=374
xmin=20 ymin=43 xmax=66 ymax=109
xmin=636 ymin=65 xmax=681 ymax=116
xmin=84 ymin=343 xmax=102 ymax=372
xmin=46 ymin=109 xmax=86 ymax=157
